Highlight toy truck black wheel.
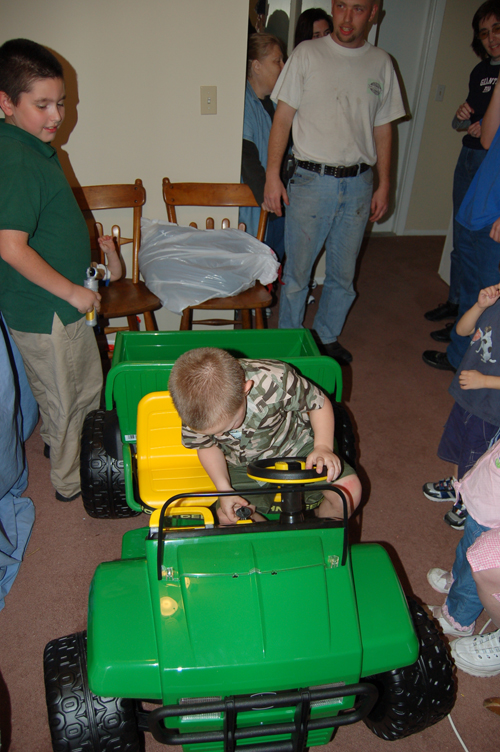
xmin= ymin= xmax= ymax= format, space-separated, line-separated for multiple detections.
xmin=80 ymin=409 xmax=138 ymax=518
xmin=44 ymin=631 xmax=142 ymax=752
xmin=362 ymin=598 xmax=455 ymax=740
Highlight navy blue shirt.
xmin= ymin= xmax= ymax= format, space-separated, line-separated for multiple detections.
xmin=450 ymin=300 xmax=500 ymax=426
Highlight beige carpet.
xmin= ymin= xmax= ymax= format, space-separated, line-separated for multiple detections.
xmin=1 ymin=235 xmax=499 ymax=751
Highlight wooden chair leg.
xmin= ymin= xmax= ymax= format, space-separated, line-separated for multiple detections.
xmin=180 ymin=308 xmax=192 ymax=331
xmin=143 ymin=311 xmax=158 ymax=331
xmin=241 ymin=310 xmax=252 ymax=329
xmin=254 ymin=309 xmax=265 ymax=329
xmin=127 ymin=314 xmax=140 ymax=331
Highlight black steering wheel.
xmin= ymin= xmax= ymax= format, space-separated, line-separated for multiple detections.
xmin=247 ymin=456 xmax=328 ymax=483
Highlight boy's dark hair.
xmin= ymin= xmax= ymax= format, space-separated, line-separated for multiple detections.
xmin=169 ymin=348 xmax=246 ymax=432
xmin=294 ymin=8 xmax=333 ymax=48
xmin=472 ymin=1 xmax=500 ymax=58
xmin=0 ymin=38 xmax=63 ymax=105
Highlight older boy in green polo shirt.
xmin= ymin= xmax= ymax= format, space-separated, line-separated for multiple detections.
xmin=0 ymin=39 xmax=104 ymax=501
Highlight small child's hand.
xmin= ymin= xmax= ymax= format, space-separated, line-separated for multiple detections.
xmin=478 ymin=284 xmax=500 ymax=308
xmin=69 ymin=284 xmax=101 ymax=314
xmin=97 ymin=235 xmax=116 ymax=255
xmin=459 ymin=369 xmax=485 ymax=390
xmin=218 ymin=494 xmax=256 ymax=525
xmin=97 ymin=234 xmax=123 ymax=281
xmin=306 ymin=446 xmax=341 ymax=483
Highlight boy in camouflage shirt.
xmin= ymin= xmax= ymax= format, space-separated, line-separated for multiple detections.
xmin=169 ymin=347 xmax=360 ymax=525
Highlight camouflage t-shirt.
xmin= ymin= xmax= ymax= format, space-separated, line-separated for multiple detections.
xmin=181 ymin=359 xmax=325 ymax=466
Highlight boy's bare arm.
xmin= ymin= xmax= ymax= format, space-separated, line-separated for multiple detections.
xmin=197 ymin=445 xmax=255 ymax=525
xmin=0 ymin=229 xmax=100 ymax=313
xmin=306 ymin=398 xmax=342 ymax=482
xmin=456 ymin=285 xmax=500 ymax=336
xmin=459 ymin=371 xmax=500 ymax=390
xmin=97 ymin=235 xmax=123 ymax=281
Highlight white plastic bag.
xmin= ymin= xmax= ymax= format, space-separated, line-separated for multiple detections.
xmin=139 ymin=218 xmax=280 ymax=315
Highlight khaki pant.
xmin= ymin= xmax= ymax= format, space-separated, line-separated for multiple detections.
xmin=10 ymin=315 xmax=102 ymax=497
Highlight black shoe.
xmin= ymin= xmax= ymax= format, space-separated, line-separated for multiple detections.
xmin=430 ymin=321 xmax=454 ymax=343
xmin=422 ymin=350 xmax=456 ymax=372
xmin=55 ymin=491 xmax=81 ymax=502
xmin=43 ymin=443 xmax=50 ymax=458
xmin=323 ymin=341 xmax=353 ymax=365
xmin=424 ymin=301 xmax=459 ymax=322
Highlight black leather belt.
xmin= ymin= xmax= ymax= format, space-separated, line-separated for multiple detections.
xmin=296 ymin=160 xmax=370 ymax=178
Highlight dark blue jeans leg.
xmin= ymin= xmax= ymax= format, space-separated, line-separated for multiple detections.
xmin=450 ymin=147 xmax=488 ymax=305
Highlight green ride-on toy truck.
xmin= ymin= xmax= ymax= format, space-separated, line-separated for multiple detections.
xmin=43 ymin=330 xmax=455 ymax=751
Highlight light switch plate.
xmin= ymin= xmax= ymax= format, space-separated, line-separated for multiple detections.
xmin=201 ymin=86 xmax=217 ymax=115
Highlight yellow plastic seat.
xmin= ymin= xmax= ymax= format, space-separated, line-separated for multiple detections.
xmin=136 ymin=391 xmax=216 ymax=513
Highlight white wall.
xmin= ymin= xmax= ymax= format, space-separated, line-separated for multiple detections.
xmin=1 ymin=0 xmax=249 ymax=330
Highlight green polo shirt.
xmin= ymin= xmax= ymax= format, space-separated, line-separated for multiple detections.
xmin=0 ymin=120 xmax=90 ymax=333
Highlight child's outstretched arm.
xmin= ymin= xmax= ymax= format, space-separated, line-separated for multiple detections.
xmin=197 ymin=445 xmax=258 ymax=525
xmin=97 ymin=235 xmax=123 ymax=281
xmin=459 ymin=370 xmax=500 ymax=390
xmin=0 ymin=229 xmax=100 ymax=314
xmin=306 ymin=397 xmax=342 ymax=482
xmin=456 ymin=284 xmax=500 ymax=337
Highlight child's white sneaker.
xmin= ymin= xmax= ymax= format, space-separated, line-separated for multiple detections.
xmin=422 ymin=477 xmax=457 ymax=502
xmin=450 ymin=629 xmax=500 ymax=677
xmin=427 ymin=568 xmax=453 ymax=594
xmin=428 ymin=605 xmax=474 ymax=637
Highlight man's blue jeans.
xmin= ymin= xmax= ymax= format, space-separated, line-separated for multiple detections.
xmin=450 ymin=146 xmax=487 ymax=305
xmin=446 ymin=515 xmax=491 ymax=628
xmin=447 ymin=223 xmax=500 ymax=368
xmin=278 ymin=166 xmax=373 ymax=344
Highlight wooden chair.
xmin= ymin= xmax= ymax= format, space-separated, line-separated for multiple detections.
xmin=162 ymin=177 xmax=273 ymax=330
xmin=73 ymin=179 xmax=162 ymax=333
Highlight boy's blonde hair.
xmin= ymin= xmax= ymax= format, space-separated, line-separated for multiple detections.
xmin=169 ymin=348 xmax=246 ymax=431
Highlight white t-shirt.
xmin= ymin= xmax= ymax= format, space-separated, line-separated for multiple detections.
xmin=271 ymin=36 xmax=406 ymax=166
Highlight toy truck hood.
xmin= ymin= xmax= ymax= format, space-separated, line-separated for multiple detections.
xmin=149 ymin=527 xmax=362 ymax=703
xmin=87 ymin=527 xmax=418 ymax=702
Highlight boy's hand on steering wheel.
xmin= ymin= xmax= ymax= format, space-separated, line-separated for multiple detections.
xmin=306 ymin=446 xmax=341 ymax=483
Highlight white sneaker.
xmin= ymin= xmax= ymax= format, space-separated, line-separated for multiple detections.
xmin=422 ymin=477 xmax=457 ymax=502
xmin=427 ymin=568 xmax=453 ymax=594
xmin=450 ymin=629 xmax=500 ymax=677
xmin=428 ymin=605 xmax=474 ymax=637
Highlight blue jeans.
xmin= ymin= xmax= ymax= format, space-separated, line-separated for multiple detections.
xmin=447 ymin=223 xmax=500 ymax=368
xmin=450 ymin=147 xmax=487 ymax=305
xmin=437 ymin=402 xmax=500 ymax=480
xmin=446 ymin=515 xmax=491 ymax=627
xmin=278 ymin=166 xmax=373 ymax=344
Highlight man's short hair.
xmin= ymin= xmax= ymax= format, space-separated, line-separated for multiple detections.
xmin=169 ymin=348 xmax=246 ymax=432
xmin=472 ymin=1 xmax=500 ymax=58
xmin=0 ymin=38 xmax=63 ymax=105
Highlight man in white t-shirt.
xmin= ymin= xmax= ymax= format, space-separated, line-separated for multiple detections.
xmin=264 ymin=0 xmax=405 ymax=365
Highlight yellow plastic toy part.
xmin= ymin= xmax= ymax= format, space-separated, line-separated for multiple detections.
xmin=149 ymin=505 xmax=214 ymax=530
xmin=136 ymin=391 xmax=216 ymax=508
